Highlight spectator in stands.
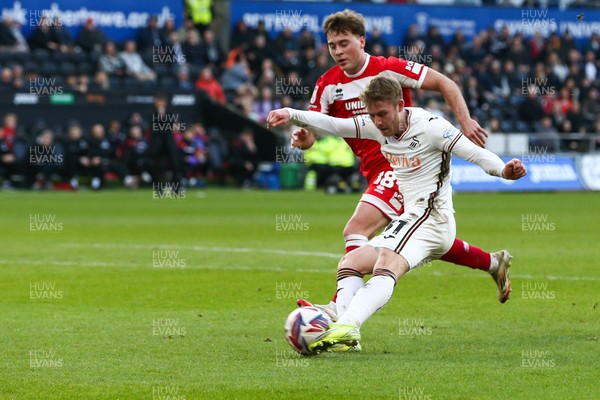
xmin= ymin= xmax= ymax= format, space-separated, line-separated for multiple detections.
xmin=200 ymin=29 xmax=226 ymax=75
xmin=176 ymin=67 xmax=194 ymax=91
xmin=182 ymin=30 xmax=204 ymax=65
xmin=463 ymin=34 xmax=487 ymax=66
xmin=299 ymin=46 xmax=317 ymax=82
xmin=0 ymin=67 xmax=13 ymax=91
xmin=584 ymin=51 xmax=597 ymax=82
xmin=507 ymin=35 xmax=531 ymax=67
xmin=75 ymin=73 xmax=90 ymax=93
xmin=584 ymin=32 xmax=600 ymax=59
xmin=221 ymin=53 xmax=252 ymax=103
xmin=230 ymin=20 xmax=255 ymax=51
xmin=160 ymin=18 xmax=177 ymax=43
xmin=98 ymin=42 xmax=126 ymax=77
xmin=90 ymin=70 xmax=110 ymax=91
xmin=0 ymin=124 xmax=16 ymax=188
xmin=230 ymin=128 xmax=258 ymax=188
xmin=560 ymin=31 xmax=578 ymax=63
xmin=179 ymin=123 xmax=208 ymax=187
xmin=534 ymin=116 xmax=561 ymax=151
xmin=50 ymin=16 xmax=73 ymax=53
xmin=275 ymin=27 xmax=299 ymax=54
xmin=166 ymin=31 xmax=186 ymax=67
xmin=206 ymin=126 xmax=227 ymax=185
xmin=107 ymin=120 xmax=126 ymax=156
xmin=125 ymin=112 xmax=148 ymax=132
xmin=149 ymin=94 xmax=182 ymax=188
xmin=64 ymin=124 xmax=89 ymax=189
xmin=32 ymin=129 xmax=63 ymax=190
xmin=246 ymin=34 xmax=273 ymax=72
xmin=87 ymin=123 xmax=129 ymax=189
xmin=547 ymin=51 xmax=569 ymax=83
xmin=254 ymin=58 xmax=279 ymax=90
xmin=298 ymin=28 xmax=316 ymax=52
xmin=519 ymin=87 xmax=545 ymax=132
xmin=138 ymin=15 xmax=166 ymax=60
xmin=253 ymin=86 xmax=280 ymax=124
xmin=29 ymin=16 xmax=59 ymax=52
xmin=11 ymin=64 xmax=25 ymax=90
xmin=123 ymin=125 xmax=152 ymax=187
xmin=76 ymin=17 xmax=108 ymax=53
xmin=402 ymin=24 xmax=422 ymax=49
xmin=366 ymin=27 xmax=387 ymax=54
xmin=425 ymin=25 xmax=446 ymax=52
xmin=195 ymin=66 xmax=225 ymax=103
xmin=566 ymin=101 xmax=584 ymax=134
xmin=490 ymin=25 xmax=510 ymax=60
xmin=178 ymin=17 xmax=200 ymax=46
xmin=120 ymin=40 xmax=156 ymax=81
xmin=582 ymin=87 xmax=600 ymax=131
xmin=1 ymin=113 xmax=17 ymax=151
xmin=277 ymin=48 xmax=302 ymax=75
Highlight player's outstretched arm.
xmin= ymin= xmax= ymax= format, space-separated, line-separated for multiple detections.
xmin=268 ymin=108 xmax=381 ymax=141
xmin=267 ymin=108 xmax=317 ymax=150
xmin=449 ymin=134 xmax=527 ymax=180
xmin=421 ymin=68 xmax=488 ymax=148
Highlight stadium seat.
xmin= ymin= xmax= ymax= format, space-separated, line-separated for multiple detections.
xmin=59 ymin=62 xmax=77 ymax=76
xmin=51 ymin=51 xmax=68 ymax=63
xmin=77 ymin=62 xmax=94 ymax=75
xmin=40 ymin=61 xmax=59 ymax=77
xmin=24 ymin=60 xmax=39 ymax=74
xmin=32 ymin=49 xmax=51 ymax=63
xmin=69 ymin=52 xmax=87 ymax=64
xmin=159 ymin=76 xmax=176 ymax=90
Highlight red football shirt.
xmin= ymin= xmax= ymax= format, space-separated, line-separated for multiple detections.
xmin=309 ymin=54 xmax=429 ymax=183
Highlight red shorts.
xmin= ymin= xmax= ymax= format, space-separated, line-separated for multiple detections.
xmin=359 ymin=171 xmax=404 ymax=220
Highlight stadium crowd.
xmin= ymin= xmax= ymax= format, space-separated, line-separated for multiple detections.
xmin=0 ymin=5 xmax=599 ymax=189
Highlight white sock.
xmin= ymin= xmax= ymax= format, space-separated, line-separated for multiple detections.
xmin=344 ymin=234 xmax=368 ymax=252
xmin=338 ymin=275 xmax=396 ymax=328
xmin=335 ymin=276 xmax=364 ymax=319
xmin=489 ymin=253 xmax=499 ymax=273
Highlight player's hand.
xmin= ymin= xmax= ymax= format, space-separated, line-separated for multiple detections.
xmin=502 ymin=158 xmax=527 ymax=180
xmin=266 ymin=109 xmax=291 ymax=129
xmin=460 ymin=118 xmax=488 ymax=148
xmin=291 ymin=128 xmax=316 ymax=150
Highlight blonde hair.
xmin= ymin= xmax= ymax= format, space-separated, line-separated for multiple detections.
xmin=359 ymin=74 xmax=404 ymax=105
xmin=323 ymin=9 xmax=366 ymax=37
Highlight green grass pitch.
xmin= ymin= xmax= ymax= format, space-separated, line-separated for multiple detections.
xmin=1 ymin=189 xmax=598 ymax=399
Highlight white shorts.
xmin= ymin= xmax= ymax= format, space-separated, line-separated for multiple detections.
xmin=368 ymin=206 xmax=456 ymax=269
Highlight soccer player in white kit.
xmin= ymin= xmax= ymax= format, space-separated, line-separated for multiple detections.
xmin=267 ymin=74 xmax=526 ymax=353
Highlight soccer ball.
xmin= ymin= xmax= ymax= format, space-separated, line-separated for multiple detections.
xmin=284 ymin=307 xmax=332 ymax=356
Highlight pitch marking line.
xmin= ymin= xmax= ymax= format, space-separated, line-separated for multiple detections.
xmin=0 ymin=242 xmax=582 ymax=283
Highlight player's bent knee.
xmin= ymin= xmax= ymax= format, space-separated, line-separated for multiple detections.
xmin=374 ymin=249 xmax=410 ymax=280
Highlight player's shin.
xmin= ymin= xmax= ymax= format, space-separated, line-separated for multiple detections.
xmin=439 ymin=238 xmax=492 ymax=271
xmin=337 ymin=271 xmax=397 ymax=328
xmin=335 ymin=268 xmax=365 ymax=319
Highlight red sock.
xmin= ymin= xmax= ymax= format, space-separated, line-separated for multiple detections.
xmin=440 ymin=238 xmax=491 ymax=271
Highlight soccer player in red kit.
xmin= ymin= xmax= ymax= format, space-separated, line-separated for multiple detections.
xmin=287 ymin=10 xmax=512 ymax=316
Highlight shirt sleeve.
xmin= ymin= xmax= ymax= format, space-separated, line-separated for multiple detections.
xmin=286 ymin=108 xmax=384 ymax=143
xmin=426 ymin=117 xmax=504 ymax=177
xmin=381 ymin=57 xmax=429 ymax=89
xmin=308 ymin=75 xmax=329 ymax=114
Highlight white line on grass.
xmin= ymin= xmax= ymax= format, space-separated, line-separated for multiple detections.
xmin=7 ymin=242 xmax=593 ymax=283
xmin=61 ymin=242 xmax=342 ymax=259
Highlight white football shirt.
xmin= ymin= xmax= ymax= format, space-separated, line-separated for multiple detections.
xmin=287 ymin=107 xmax=505 ymax=211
